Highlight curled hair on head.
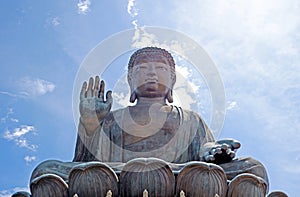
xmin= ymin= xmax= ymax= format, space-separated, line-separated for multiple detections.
xmin=128 ymin=47 xmax=175 ymax=71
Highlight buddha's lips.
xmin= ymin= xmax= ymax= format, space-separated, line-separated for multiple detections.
xmin=145 ymin=79 xmax=158 ymax=83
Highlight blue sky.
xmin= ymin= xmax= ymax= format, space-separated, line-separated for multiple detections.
xmin=1 ymin=0 xmax=299 ymax=196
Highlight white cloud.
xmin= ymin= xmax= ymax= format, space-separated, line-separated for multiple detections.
xmin=1 ymin=108 xmax=18 ymax=123
xmin=3 ymin=125 xmax=35 ymax=140
xmin=24 ymin=155 xmax=37 ymax=164
xmin=176 ymin=65 xmax=190 ymax=78
xmin=77 ymin=0 xmax=91 ymax=15
xmin=52 ymin=17 xmax=60 ymax=26
xmin=18 ymin=77 xmax=55 ymax=97
xmin=0 ymin=187 xmax=30 ymax=197
xmin=127 ymin=0 xmax=138 ymax=17
xmin=3 ymin=125 xmax=38 ymax=151
xmin=131 ymin=27 xmax=158 ymax=48
xmin=113 ymin=91 xmax=131 ymax=108
xmin=131 ymin=19 xmax=138 ymax=29
xmin=111 ymin=75 xmax=132 ymax=109
xmin=227 ymin=101 xmax=238 ymax=110
xmin=0 ymin=91 xmax=18 ymax=97
xmin=127 ymin=0 xmax=139 ymax=29
xmin=44 ymin=16 xmax=61 ymax=29
xmin=16 ymin=139 xmax=38 ymax=151
xmin=10 ymin=118 xmax=19 ymax=122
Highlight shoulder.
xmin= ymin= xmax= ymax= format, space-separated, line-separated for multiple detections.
xmin=172 ymin=106 xmax=203 ymax=119
xmin=168 ymin=105 xmax=207 ymax=125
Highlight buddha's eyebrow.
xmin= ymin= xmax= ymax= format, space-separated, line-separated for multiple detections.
xmin=135 ymin=59 xmax=169 ymax=65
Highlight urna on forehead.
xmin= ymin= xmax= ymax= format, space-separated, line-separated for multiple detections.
xmin=128 ymin=47 xmax=176 ymax=69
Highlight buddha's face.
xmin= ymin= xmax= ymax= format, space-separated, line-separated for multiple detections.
xmin=130 ymin=54 xmax=173 ymax=99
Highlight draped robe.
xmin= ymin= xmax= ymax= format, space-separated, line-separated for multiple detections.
xmin=73 ymin=105 xmax=215 ymax=163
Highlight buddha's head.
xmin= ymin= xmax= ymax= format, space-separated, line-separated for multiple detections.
xmin=127 ymin=47 xmax=176 ymax=103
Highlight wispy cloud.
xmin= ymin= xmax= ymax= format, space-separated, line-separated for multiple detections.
xmin=127 ymin=0 xmax=139 ymax=29
xmin=0 ymin=187 xmax=30 ymax=197
xmin=77 ymin=0 xmax=91 ymax=15
xmin=227 ymin=101 xmax=238 ymax=110
xmin=0 ymin=91 xmax=18 ymax=98
xmin=127 ymin=0 xmax=138 ymax=17
xmin=18 ymin=77 xmax=55 ymax=97
xmin=10 ymin=118 xmax=19 ymax=122
xmin=0 ymin=108 xmax=19 ymax=123
xmin=111 ymin=75 xmax=131 ymax=109
xmin=3 ymin=125 xmax=34 ymax=140
xmin=3 ymin=125 xmax=38 ymax=151
xmin=1 ymin=77 xmax=55 ymax=99
xmin=51 ymin=17 xmax=60 ymax=26
xmin=24 ymin=155 xmax=37 ymax=164
xmin=44 ymin=16 xmax=61 ymax=29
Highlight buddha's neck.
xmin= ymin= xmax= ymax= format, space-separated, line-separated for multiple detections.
xmin=136 ymin=97 xmax=166 ymax=107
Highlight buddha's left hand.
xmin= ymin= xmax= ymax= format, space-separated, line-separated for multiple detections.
xmin=203 ymin=138 xmax=241 ymax=164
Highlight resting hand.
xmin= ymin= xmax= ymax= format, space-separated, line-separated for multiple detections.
xmin=79 ymin=76 xmax=112 ymax=135
xmin=203 ymin=138 xmax=241 ymax=164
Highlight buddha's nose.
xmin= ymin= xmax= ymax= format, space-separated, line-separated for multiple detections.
xmin=146 ymin=64 xmax=157 ymax=76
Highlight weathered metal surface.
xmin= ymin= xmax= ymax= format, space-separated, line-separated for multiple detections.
xmin=227 ymin=173 xmax=267 ymax=197
xmin=30 ymin=173 xmax=68 ymax=197
xmin=68 ymin=162 xmax=119 ymax=197
xmin=176 ymin=161 xmax=228 ymax=197
xmin=120 ymin=158 xmax=175 ymax=197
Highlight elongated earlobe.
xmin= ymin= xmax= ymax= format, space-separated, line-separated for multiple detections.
xmin=166 ymin=90 xmax=173 ymax=103
xmin=129 ymin=91 xmax=137 ymax=103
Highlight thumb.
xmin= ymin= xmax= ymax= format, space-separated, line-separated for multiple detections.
xmin=106 ymin=90 xmax=113 ymax=104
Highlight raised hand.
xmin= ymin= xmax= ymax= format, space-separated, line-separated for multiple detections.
xmin=204 ymin=138 xmax=241 ymax=164
xmin=79 ymin=76 xmax=113 ymax=135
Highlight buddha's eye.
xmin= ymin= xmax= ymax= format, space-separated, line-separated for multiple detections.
xmin=134 ymin=65 xmax=147 ymax=71
xmin=140 ymin=65 xmax=148 ymax=69
xmin=156 ymin=65 xmax=168 ymax=71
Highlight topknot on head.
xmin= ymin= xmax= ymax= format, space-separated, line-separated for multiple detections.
xmin=128 ymin=47 xmax=175 ymax=69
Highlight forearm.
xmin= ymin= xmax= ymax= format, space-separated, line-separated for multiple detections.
xmin=73 ymin=120 xmax=101 ymax=162
xmin=73 ymin=134 xmax=98 ymax=162
xmin=80 ymin=116 xmax=102 ymax=136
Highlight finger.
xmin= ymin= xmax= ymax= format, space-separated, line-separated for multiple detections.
xmin=212 ymin=148 xmax=222 ymax=156
xmin=215 ymin=147 xmax=222 ymax=154
xmin=87 ymin=77 xmax=94 ymax=97
xmin=94 ymin=76 xmax=100 ymax=93
xmin=221 ymin=143 xmax=229 ymax=151
xmin=98 ymin=80 xmax=105 ymax=99
xmin=106 ymin=90 xmax=113 ymax=104
xmin=229 ymin=151 xmax=235 ymax=158
xmin=225 ymin=148 xmax=231 ymax=155
xmin=231 ymin=141 xmax=241 ymax=150
xmin=205 ymin=155 xmax=215 ymax=162
xmin=80 ymin=81 xmax=87 ymax=99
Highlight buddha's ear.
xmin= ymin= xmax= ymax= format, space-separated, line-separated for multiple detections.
xmin=167 ymin=72 xmax=176 ymax=103
xmin=129 ymin=91 xmax=137 ymax=103
xmin=127 ymin=71 xmax=133 ymax=91
xmin=166 ymin=90 xmax=173 ymax=103
xmin=172 ymin=72 xmax=176 ymax=86
xmin=127 ymin=71 xmax=137 ymax=103
xmin=127 ymin=71 xmax=132 ymax=86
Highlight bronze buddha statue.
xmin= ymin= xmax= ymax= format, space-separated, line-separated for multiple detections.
xmin=28 ymin=47 xmax=272 ymax=197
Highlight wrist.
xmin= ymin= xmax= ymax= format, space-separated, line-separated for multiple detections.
xmin=79 ymin=117 xmax=101 ymax=136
